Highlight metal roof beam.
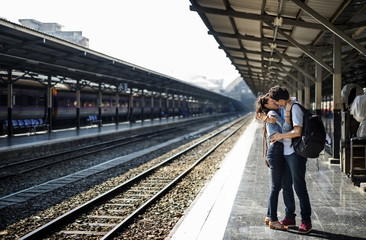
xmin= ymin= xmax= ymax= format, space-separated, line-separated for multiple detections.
xmin=0 ymin=39 xmax=43 ymax=52
xmin=220 ymin=46 xmax=309 ymax=62
xmin=273 ymin=48 xmax=316 ymax=82
xmin=271 ymin=62 xmax=305 ymax=87
xmin=235 ymin=64 xmax=262 ymax=71
xmin=46 ymin=52 xmax=82 ymax=63
xmin=323 ymin=50 xmax=365 ymax=81
xmin=232 ymin=56 xmax=262 ymax=64
xmin=283 ymin=78 xmax=297 ymax=90
xmin=266 ymin=21 xmax=334 ymax=74
xmin=290 ymin=0 xmax=366 ymax=57
xmin=190 ymin=5 xmax=327 ymax=30
xmin=209 ymin=31 xmax=294 ymax=48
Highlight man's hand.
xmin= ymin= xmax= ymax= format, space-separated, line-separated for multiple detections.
xmin=270 ymin=132 xmax=281 ymax=143
xmin=266 ymin=114 xmax=279 ymax=124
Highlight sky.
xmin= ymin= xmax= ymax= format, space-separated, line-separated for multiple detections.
xmin=1 ymin=0 xmax=240 ymax=88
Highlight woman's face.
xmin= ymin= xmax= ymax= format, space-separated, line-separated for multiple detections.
xmin=264 ymin=97 xmax=279 ymax=110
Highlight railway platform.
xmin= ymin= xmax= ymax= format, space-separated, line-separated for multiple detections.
xmin=0 ymin=115 xmax=213 ymax=154
xmin=168 ymin=119 xmax=366 ymax=240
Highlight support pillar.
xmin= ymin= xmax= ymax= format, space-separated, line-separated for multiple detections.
xmin=98 ymin=83 xmax=102 ymax=127
xmin=304 ymin=63 xmax=310 ymax=109
xmin=333 ymin=36 xmax=342 ymax=160
xmin=7 ymin=69 xmax=13 ymax=137
xmin=129 ymin=88 xmax=134 ymax=123
xmin=159 ymin=93 xmax=162 ymax=120
xmin=315 ymin=48 xmax=323 ymax=115
xmin=76 ymin=80 xmax=81 ymax=129
xmin=141 ymin=89 xmax=145 ymax=122
xmin=47 ymin=76 xmax=53 ymax=131
xmin=151 ymin=95 xmax=154 ymax=121
xmin=115 ymin=85 xmax=119 ymax=125
xmin=172 ymin=96 xmax=175 ymax=119
xmin=166 ymin=91 xmax=169 ymax=119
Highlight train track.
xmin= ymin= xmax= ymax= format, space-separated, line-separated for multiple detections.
xmin=19 ymin=115 xmax=251 ymax=240
xmin=0 ymin=118 xmax=214 ymax=180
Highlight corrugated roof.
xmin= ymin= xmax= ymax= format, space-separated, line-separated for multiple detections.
xmin=190 ymin=0 xmax=366 ymax=96
xmin=0 ymin=18 xmax=242 ymax=107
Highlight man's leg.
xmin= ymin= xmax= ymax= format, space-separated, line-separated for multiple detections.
xmin=282 ymin=156 xmax=296 ymax=219
xmin=286 ymin=153 xmax=311 ymax=222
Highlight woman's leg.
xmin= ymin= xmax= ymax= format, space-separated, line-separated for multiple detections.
xmin=267 ymin=143 xmax=284 ymax=222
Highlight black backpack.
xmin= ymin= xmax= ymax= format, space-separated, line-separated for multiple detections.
xmin=290 ymin=103 xmax=326 ymax=158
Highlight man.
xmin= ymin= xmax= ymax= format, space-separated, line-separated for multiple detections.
xmin=268 ymin=85 xmax=312 ymax=234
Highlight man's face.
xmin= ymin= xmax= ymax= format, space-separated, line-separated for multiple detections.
xmin=274 ymin=99 xmax=286 ymax=107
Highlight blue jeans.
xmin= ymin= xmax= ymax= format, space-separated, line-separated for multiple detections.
xmin=266 ymin=142 xmax=285 ymax=222
xmin=282 ymin=152 xmax=311 ymax=222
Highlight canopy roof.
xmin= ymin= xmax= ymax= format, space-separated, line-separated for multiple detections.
xmin=190 ymin=0 xmax=366 ymax=95
xmin=0 ymin=18 xmax=238 ymax=104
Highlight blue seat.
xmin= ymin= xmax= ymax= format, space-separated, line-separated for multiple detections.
xmin=16 ymin=120 xmax=24 ymax=129
xmin=38 ymin=118 xmax=49 ymax=130
xmin=30 ymin=119 xmax=39 ymax=128
xmin=87 ymin=115 xmax=102 ymax=125
xmin=24 ymin=119 xmax=32 ymax=128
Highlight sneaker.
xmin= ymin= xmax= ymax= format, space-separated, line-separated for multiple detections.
xmin=280 ymin=218 xmax=296 ymax=227
xmin=298 ymin=221 xmax=312 ymax=234
xmin=264 ymin=217 xmax=270 ymax=225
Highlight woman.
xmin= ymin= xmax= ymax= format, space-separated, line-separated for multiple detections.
xmin=255 ymin=94 xmax=290 ymax=231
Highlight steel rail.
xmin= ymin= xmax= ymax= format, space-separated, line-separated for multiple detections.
xmin=101 ymin=115 xmax=250 ymax=240
xmin=0 ymin=118 xmax=210 ymax=179
xmin=19 ymin=114 xmax=249 ymax=240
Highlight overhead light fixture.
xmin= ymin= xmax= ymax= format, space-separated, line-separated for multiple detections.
xmin=269 ymin=43 xmax=277 ymax=49
xmin=273 ymin=17 xmax=283 ymax=27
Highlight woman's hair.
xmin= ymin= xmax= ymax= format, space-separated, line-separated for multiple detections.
xmin=255 ymin=94 xmax=270 ymax=120
xmin=255 ymin=94 xmax=270 ymax=158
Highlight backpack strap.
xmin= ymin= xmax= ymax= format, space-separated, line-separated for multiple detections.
xmin=287 ymin=102 xmax=307 ymax=123
xmin=285 ymin=102 xmax=294 ymax=124
xmin=286 ymin=102 xmax=296 ymax=128
xmin=288 ymin=102 xmax=308 ymax=147
xmin=286 ymin=102 xmax=295 ymax=113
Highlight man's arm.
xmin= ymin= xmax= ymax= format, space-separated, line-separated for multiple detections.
xmin=270 ymin=125 xmax=302 ymax=142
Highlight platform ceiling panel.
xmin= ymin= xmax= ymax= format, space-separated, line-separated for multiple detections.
xmin=236 ymin=18 xmax=260 ymax=37
xmin=190 ymin=0 xmax=366 ymax=95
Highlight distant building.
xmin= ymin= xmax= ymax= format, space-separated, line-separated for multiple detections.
xmin=19 ymin=19 xmax=89 ymax=47
xmin=189 ymin=76 xmax=224 ymax=93
xmin=225 ymin=77 xmax=255 ymax=111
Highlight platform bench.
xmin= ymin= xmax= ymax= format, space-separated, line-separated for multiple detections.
xmin=3 ymin=119 xmax=49 ymax=134
xmin=86 ymin=115 xmax=102 ymax=125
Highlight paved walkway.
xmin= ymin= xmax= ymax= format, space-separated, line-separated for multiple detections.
xmin=169 ymin=120 xmax=366 ymax=240
xmin=0 ymin=116 xmax=196 ymax=151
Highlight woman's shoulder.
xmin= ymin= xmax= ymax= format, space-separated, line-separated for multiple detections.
xmin=267 ymin=110 xmax=280 ymax=116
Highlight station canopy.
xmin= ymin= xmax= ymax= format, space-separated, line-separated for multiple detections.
xmin=190 ymin=0 xmax=366 ymax=95
xmin=0 ymin=18 xmax=237 ymax=104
